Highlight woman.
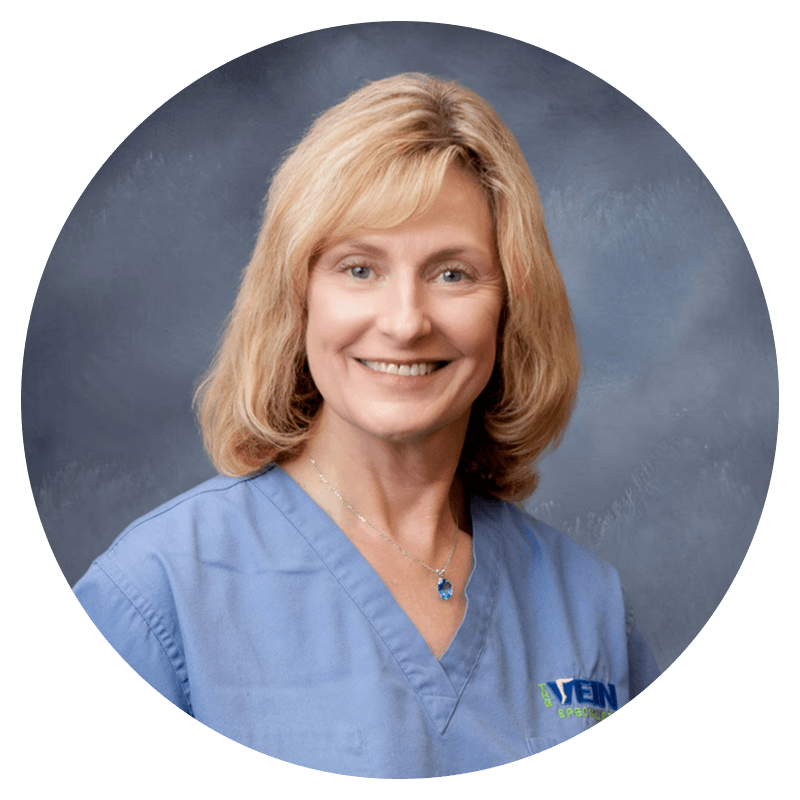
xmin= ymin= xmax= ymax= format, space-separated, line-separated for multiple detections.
xmin=74 ymin=73 xmax=659 ymax=777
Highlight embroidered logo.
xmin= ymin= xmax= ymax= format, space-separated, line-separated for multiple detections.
xmin=538 ymin=678 xmax=617 ymax=721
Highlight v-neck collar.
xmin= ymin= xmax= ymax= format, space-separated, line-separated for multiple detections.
xmin=252 ymin=464 xmax=503 ymax=734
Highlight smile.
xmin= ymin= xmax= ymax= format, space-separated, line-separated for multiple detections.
xmin=359 ymin=360 xmax=445 ymax=376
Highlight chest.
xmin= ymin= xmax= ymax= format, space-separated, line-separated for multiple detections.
xmin=177 ymin=552 xmax=629 ymax=777
xmin=349 ymin=527 xmax=474 ymax=659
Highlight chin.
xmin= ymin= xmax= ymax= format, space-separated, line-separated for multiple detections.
xmin=355 ymin=420 xmax=431 ymax=443
xmin=375 ymin=427 xmax=436 ymax=444
xmin=350 ymin=407 xmax=470 ymax=446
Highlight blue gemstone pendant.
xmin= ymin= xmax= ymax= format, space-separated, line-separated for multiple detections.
xmin=437 ymin=577 xmax=453 ymax=600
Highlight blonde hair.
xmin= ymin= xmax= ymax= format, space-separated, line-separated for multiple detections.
xmin=195 ymin=73 xmax=580 ymax=501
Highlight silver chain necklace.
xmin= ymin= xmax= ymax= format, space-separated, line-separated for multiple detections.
xmin=308 ymin=451 xmax=458 ymax=600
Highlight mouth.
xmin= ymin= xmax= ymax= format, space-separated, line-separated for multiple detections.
xmin=358 ymin=359 xmax=448 ymax=376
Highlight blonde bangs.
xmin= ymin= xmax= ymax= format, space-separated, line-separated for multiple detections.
xmin=315 ymin=148 xmax=463 ymax=251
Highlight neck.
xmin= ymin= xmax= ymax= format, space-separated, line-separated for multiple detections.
xmin=284 ymin=405 xmax=469 ymax=554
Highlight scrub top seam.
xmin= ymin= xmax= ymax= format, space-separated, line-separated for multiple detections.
xmin=93 ymin=557 xmax=193 ymax=711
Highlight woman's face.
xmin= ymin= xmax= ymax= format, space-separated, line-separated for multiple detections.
xmin=305 ymin=167 xmax=504 ymax=446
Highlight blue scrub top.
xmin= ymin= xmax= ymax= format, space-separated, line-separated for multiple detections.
xmin=74 ymin=464 xmax=659 ymax=777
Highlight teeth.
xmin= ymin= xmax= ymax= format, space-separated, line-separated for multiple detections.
xmin=361 ymin=360 xmax=441 ymax=376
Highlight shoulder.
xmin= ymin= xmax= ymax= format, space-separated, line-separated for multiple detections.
xmin=473 ymin=496 xmax=624 ymax=610
xmin=77 ymin=466 xmax=299 ymax=600
xmin=112 ymin=473 xmax=259 ymax=541
xmin=101 ymin=467 xmax=289 ymax=558
xmin=73 ymin=467 xmax=298 ymax=671
xmin=71 ymin=473 xmax=273 ymax=714
xmin=473 ymin=497 xmax=660 ymax=693
xmin=477 ymin=496 xmax=618 ymax=577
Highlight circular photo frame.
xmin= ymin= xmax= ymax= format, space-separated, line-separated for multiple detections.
xmin=13 ymin=12 xmax=789 ymax=795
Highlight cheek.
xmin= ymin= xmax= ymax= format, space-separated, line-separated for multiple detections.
xmin=305 ymin=287 xmax=368 ymax=361
xmin=304 ymin=314 xmax=340 ymax=400
xmin=452 ymin=300 xmax=503 ymax=361
xmin=304 ymin=293 xmax=334 ymax=377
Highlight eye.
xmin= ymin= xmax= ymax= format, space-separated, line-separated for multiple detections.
xmin=348 ymin=264 xmax=372 ymax=279
xmin=339 ymin=257 xmax=374 ymax=279
xmin=435 ymin=265 xmax=468 ymax=284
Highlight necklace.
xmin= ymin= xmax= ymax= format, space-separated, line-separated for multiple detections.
xmin=308 ymin=451 xmax=459 ymax=600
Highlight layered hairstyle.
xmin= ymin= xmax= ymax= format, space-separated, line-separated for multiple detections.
xmin=195 ymin=72 xmax=580 ymax=501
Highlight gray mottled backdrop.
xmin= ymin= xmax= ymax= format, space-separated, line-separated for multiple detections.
xmin=22 ymin=22 xmax=777 ymax=673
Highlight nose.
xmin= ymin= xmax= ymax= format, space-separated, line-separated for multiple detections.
xmin=376 ymin=276 xmax=432 ymax=343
